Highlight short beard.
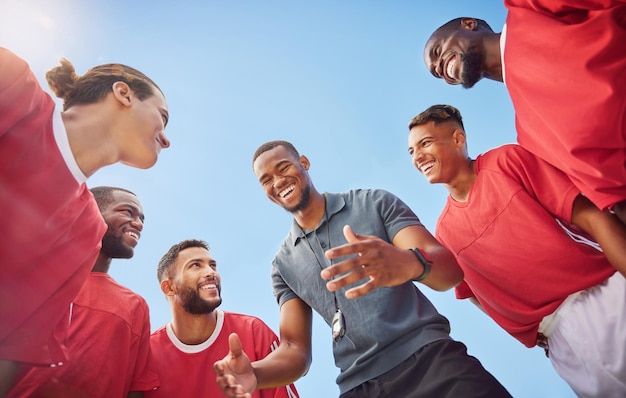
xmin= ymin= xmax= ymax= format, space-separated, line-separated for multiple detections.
xmin=101 ymin=223 xmax=134 ymax=259
xmin=460 ymin=46 xmax=483 ymax=89
xmin=178 ymin=285 xmax=222 ymax=315
xmin=285 ymin=184 xmax=311 ymax=213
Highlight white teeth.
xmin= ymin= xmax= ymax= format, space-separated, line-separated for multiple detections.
xmin=125 ymin=231 xmax=139 ymax=240
xmin=279 ymin=185 xmax=295 ymax=198
xmin=420 ymin=161 xmax=435 ymax=174
xmin=447 ymin=58 xmax=455 ymax=79
xmin=201 ymin=284 xmax=216 ymax=290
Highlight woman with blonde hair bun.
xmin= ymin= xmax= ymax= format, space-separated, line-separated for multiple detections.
xmin=0 ymin=47 xmax=171 ymax=396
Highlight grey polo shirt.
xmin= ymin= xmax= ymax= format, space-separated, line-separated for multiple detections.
xmin=271 ymin=189 xmax=451 ymax=394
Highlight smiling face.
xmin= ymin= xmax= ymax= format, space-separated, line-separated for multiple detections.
xmin=253 ymin=145 xmax=313 ymax=213
xmin=119 ymin=85 xmax=171 ymax=169
xmin=408 ymin=120 xmax=467 ymax=184
xmin=99 ymin=190 xmax=144 ymax=259
xmin=424 ymin=23 xmax=485 ymax=88
xmin=170 ymin=246 xmax=222 ymax=315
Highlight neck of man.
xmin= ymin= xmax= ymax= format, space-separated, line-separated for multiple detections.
xmin=484 ymin=32 xmax=503 ymax=82
xmin=91 ymin=252 xmax=112 ymax=273
xmin=62 ymin=108 xmax=118 ymax=178
xmin=293 ymin=189 xmax=326 ymax=230
xmin=170 ymin=307 xmax=218 ymax=345
xmin=445 ymin=158 xmax=477 ymax=202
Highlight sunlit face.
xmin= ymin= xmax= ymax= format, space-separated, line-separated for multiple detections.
xmin=408 ymin=121 xmax=466 ymax=184
xmin=424 ymin=28 xmax=484 ymax=88
xmin=121 ymin=86 xmax=171 ymax=169
xmin=253 ymin=146 xmax=312 ymax=213
xmin=99 ymin=190 xmax=144 ymax=259
xmin=172 ymin=246 xmax=222 ymax=315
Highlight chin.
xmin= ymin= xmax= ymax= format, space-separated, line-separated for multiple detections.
xmin=123 ymin=154 xmax=158 ymax=169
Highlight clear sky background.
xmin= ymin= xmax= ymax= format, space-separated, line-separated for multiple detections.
xmin=2 ymin=1 xmax=576 ymax=397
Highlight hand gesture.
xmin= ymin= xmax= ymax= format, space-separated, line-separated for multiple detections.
xmin=214 ymin=333 xmax=256 ymax=398
xmin=321 ymin=225 xmax=417 ymax=298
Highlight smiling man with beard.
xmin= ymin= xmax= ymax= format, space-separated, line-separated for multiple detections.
xmin=148 ymin=239 xmax=298 ymax=398
xmin=422 ymin=3 xmax=626 ymax=227
xmin=8 ymin=186 xmax=159 ymax=397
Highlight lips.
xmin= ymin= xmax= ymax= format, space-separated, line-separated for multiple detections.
xmin=278 ymin=184 xmax=295 ymax=198
xmin=124 ymin=229 xmax=141 ymax=245
xmin=199 ymin=280 xmax=219 ymax=292
xmin=419 ymin=160 xmax=435 ymax=175
xmin=444 ymin=55 xmax=458 ymax=83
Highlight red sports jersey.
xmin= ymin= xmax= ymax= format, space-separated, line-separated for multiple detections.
xmin=8 ymin=273 xmax=159 ymax=397
xmin=0 ymin=48 xmax=106 ymax=365
xmin=436 ymin=145 xmax=615 ymax=347
xmin=502 ymin=0 xmax=626 ymax=210
xmin=147 ymin=310 xmax=298 ymax=398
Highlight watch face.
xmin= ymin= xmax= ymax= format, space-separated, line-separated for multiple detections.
xmin=332 ymin=309 xmax=346 ymax=342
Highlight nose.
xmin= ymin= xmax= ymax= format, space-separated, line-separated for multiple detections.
xmin=130 ymin=216 xmax=143 ymax=231
xmin=272 ymin=174 xmax=287 ymax=189
xmin=434 ymin=62 xmax=443 ymax=78
xmin=411 ymin=149 xmax=424 ymax=168
xmin=203 ymin=266 xmax=216 ymax=278
xmin=159 ymin=132 xmax=171 ymax=149
xmin=425 ymin=52 xmax=442 ymax=79
xmin=429 ymin=58 xmax=443 ymax=79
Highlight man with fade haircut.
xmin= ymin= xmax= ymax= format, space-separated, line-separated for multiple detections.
xmin=148 ymin=239 xmax=298 ymax=398
xmin=214 ymin=140 xmax=511 ymax=398
xmin=422 ymin=2 xmax=626 ymax=227
xmin=407 ymin=104 xmax=626 ymax=397
xmin=8 ymin=186 xmax=159 ymax=397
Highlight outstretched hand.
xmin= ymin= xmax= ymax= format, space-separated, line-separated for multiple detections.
xmin=214 ymin=333 xmax=256 ymax=398
xmin=321 ymin=225 xmax=417 ymax=298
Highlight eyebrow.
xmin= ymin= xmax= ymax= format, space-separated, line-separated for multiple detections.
xmin=184 ymin=257 xmax=207 ymax=266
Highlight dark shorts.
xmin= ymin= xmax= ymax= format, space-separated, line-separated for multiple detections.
xmin=340 ymin=339 xmax=512 ymax=398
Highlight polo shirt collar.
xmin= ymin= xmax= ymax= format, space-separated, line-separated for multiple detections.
xmin=289 ymin=192 xmax=346 ymax=246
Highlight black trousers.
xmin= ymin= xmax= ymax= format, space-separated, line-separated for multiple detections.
xmin=340 ymin=339 xmax=512 ymax=398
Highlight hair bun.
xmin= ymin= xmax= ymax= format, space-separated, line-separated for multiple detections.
xmin=45 ymin=58 xmax=80 ymax=100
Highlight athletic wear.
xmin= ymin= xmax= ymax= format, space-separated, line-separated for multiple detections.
xmin=502 ymin=0 xmax=626 ymax=210
xmin=8 ymin=273 xmax=159 ymax=397
xmin=544 ymin=272 xmax=626 ymax=398
xmin=0 ymin=47 xmax=106 ymax=365
xmin=147 ymin=310 xmax=298 ymax=398
xmin=437 ymin=144 xmax=615 ymax=347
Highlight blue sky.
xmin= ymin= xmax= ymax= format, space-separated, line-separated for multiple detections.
xmin=2 ymin=1 xmax=575 ymax=396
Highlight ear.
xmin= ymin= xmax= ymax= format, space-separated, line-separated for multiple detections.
xmin=453 ymin=129 xmax=467 ymax=147
xmin=460 ymin=18 xmax=478 ymax=31
xmin=160 ymin=278 xmax=175 ymax=296
xmin=299 ymin=155 xmax=310 ymax=171
xmin=112 ymin=81 xmax=132 ymax=107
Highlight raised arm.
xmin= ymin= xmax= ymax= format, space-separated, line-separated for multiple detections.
xmin=322 ymin=224 xmax=463 ymax=299
xmin=214 ymin=298 xmax=312 ymax=396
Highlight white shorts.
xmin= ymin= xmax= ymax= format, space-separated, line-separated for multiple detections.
xmin=539 ymin=272 xmax=626 ymax=398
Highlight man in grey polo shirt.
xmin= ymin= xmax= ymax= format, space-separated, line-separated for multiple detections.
xmin=214 ymin=140 xmax=511 ymax=398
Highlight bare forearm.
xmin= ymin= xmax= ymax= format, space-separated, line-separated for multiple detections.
xmin=420 ymin=244 xmax=464 ymax=291
xmin=583 ymin=214 xmax=626 ymax=275
xmin=252 ymin=343 xmax=310 ymax=389
xmin=572 ymin=196 xmax=626 ymax=275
